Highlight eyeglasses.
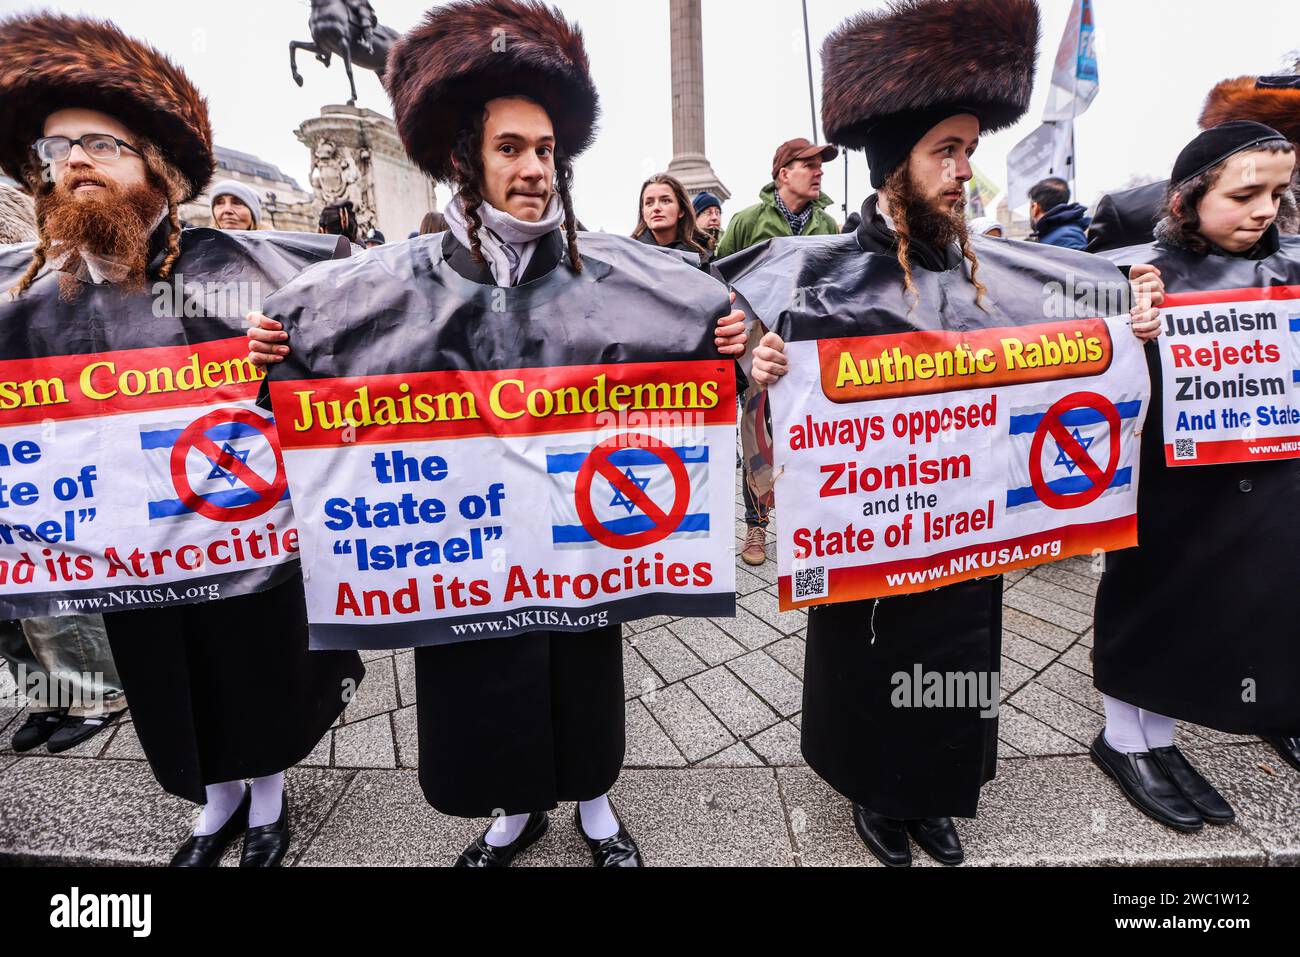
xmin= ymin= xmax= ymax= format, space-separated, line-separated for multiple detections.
xmin=33 ymin=134 xmax=143 ymax=165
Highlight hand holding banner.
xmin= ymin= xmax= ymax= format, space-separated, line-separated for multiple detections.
xmin=771 ymin=315 xmax=1149 ymax=609
xmin=1156 ymin=285 xmax=1300 ymax=465
xmin=0 ymin=230 xmax=345 ymax=618
xmin=264 ymin=233 xmax=738 ymax=650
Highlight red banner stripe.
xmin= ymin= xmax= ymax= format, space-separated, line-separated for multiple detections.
xmin=778 ymin=515 xmax=1136 ymax=609
xmin=815 ymin=318 xmax=1115 ymax=403
xmin=1161 ymin=285 xmax=1300 ymax=308
xmin=1165 ymin=435 xmax=1300 ymax=466
xmin=0 ymin=337 xmax=262 ymax=425
xmin=271 ymin=359 xmax=737 ymax=448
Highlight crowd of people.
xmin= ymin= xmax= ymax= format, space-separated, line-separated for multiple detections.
xmin=1 ymin=0 xmax=1298 ymax=871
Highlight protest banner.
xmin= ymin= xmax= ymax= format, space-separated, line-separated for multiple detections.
xmin=0 ymin=231 xmax=346 ymax=618
xmin=264 ymin=233 xmax=737 ymax=650
xmin=770 ymin=315 xmax=1150 ymax=610
xmin=1156 ymin=284 xmax=1300 ymax=466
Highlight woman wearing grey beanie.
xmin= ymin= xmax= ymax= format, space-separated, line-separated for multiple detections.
xmin=209 ymin=179 xmax=261 ymax=230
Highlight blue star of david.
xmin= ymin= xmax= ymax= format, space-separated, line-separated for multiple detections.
xmin=609 ymin=468 xmax=652 ymax=514
xmin=205 ymin=443 xmax=250 ymax=486
xmin=1054 ymin=429 xmax=1094 ymax=475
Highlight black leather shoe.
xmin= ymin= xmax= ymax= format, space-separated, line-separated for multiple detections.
xmin=574 ymin=802 xmax=643 ymax=867
xmin=1090 ymin=733 xmax=1203 ymax=832
xmin=852 ymin=804 xmax=911 ymax=867
xmin=454 ymin=812 xmax=548 ymax=867
xmin=1151 ymin=746 xmax=1235 ymax=825
xmin=240 ymin=793 xmax=290 ymax=867
xmin=1266 ymin=736 xmax=1300 ymax=774
xmin=907 ymin=817 xmax=964 ymax=865
xmin=46 ymin=709 xmax=126 ymax=754
xmin=10 ymin=710 xmax=66 ymax=753
xmin=170 ymin=787 xmax=251 ymax=867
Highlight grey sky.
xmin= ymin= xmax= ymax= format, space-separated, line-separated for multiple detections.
xmin=7 ymin=0 xmax=1298 ymax=231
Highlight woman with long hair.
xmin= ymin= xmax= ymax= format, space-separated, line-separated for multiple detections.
xmin=633 ymin=173 xmax=709 ymax=260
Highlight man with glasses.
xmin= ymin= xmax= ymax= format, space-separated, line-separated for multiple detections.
xmin=0 ymin=12 xmax=365 ymax=867
xmin=35 ymin=132 xmax=143 ymax=164
xmin=12 ymin=110 xmax=173 ymax=295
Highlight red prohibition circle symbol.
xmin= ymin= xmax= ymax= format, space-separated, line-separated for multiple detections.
xmin=1028 ymin=392 xmax=1121 ymax=511
xmin=170 ymin=408 xmax=288 ymax=522
xmin=574 ymin=433 xmax=691 ymax=550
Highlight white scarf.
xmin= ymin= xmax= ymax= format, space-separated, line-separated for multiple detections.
xmin=443 ymin=193 xmax=565 ymax=287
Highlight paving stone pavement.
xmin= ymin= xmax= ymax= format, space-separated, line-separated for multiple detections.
xmin=2 ymin=487 xmax=1297 ymax=866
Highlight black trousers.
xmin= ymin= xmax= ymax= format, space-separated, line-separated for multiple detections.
xmin=414 ymin=625 xmax=625 ymax=819
xmin=801 ymin=579 xmax=1002 ymax=820
xmin=105 ymin=574 xmax=364 ymax=804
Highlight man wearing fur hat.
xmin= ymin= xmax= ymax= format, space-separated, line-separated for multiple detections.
xmin=1089 ymin=74 xmax=1300 ymax=252
xmin=249 ymin=0 xmax=747 ymax=868
xmin=716 ymin=0 xmax=1165 ymax=867
xmin=0 ymin=13 xmax=364 ymax=867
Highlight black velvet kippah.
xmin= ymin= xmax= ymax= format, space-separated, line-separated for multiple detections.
xmin=1171 ymin=120 xmax=1289 ymax=187
xmin=863 ymin=105 xmax=982 ymax=189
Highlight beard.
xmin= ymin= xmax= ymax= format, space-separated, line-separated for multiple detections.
xmin=36 ymin=170 xmax=167 ymax=297
xmin=887 ymin=163 xmax=970 ymax=250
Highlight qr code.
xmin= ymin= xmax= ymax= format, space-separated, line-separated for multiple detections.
xmin=794 ymin=565 xmax=828 ymax=600
xmin=1173 ymin=438 xmax=1197 ymax=461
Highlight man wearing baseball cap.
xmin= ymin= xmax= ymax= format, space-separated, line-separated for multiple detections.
xmin=715 ymin=138 xmax=840 ymax=260
xmin=716 ymin=138 xmax=839 ymax=566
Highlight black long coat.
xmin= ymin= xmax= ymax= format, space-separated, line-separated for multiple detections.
xmin=798 ymin=202 xmax=1003 ymax=818
xmin=1094 ymin=232 xmax=1300 ymax=735
xmin=106 ymin=575 xmax=363 ymax=803
xmin=802 ymin=580 xmax=1002 ymax=819
xmin=719 ymin=196 xmax=1115 ymax=817
xmin=413 ymin=231 xmax=625 ymax=818
xmin=1086 ymin=180 xmax=1167 ymax=254
xmin=0 ymin=225 xmax=365 ymax=804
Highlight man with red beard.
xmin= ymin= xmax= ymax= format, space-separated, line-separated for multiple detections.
xmin=15 ymin=107 xmax=177 ymax=299
xmin=716 ymin=0 xmax=1165 ymax=867
xmin=0 ymin=13 xmax=364 ymax=867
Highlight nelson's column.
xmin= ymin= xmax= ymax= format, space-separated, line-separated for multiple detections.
xmin=666 ymin=0 xmax=729 ymax=201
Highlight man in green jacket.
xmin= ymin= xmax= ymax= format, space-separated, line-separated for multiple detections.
xmin=715 ymin=138 xmax=840 ymax=260
xmin=717 ymin=138 xmax=839 ymax=565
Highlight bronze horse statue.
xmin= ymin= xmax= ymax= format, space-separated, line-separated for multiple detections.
xmin=290 ymin=0 xmax=400 ymax=107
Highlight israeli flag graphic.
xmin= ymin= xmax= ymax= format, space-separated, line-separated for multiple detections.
xmin=139 ymin=414 xmax=290 ymax=522
xmin=1289 ymin=313 xmax=1300 ymax=387
xmin=547 ymin=443 xmax=711 ymax=549
xmin=1005 ymin=397 xmax=1143 ymax=512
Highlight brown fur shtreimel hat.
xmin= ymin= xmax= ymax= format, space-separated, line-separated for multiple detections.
xmin=821 ymin=0 xmax=1040 ymax=188
xmin=1200 ymin=75 xmax=1300 ymax=147
xmin=0 ymin=12 xmax=214 ymax=202
xmin=385 ymin=0 xmax=600 ymax=183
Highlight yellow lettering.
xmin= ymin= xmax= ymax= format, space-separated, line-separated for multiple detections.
xmin=80 ymin=361 xmax=117 ymax=400
xmin=836 ymin=352 xmax=862 ymax=388
xmin=489 ymin=379 xmax=526 ymax=420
